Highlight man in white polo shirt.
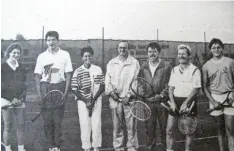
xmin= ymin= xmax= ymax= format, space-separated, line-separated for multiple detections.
xmin=105 ymin=41 xmax=140 ymax=151
xmin=34 ymin=31 xmax=73 ymax=151
xmin=166 ymin=44 xmax=201 ymax=151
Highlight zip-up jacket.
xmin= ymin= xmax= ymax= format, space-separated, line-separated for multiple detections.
xmin=139 ymin=60 xmax=172 ymax=99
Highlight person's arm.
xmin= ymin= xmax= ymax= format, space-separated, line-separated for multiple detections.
xmin=93 ymin=71 xmax=105 ymax=101
xmin=202 ymin=66 xmax=220 ymax=108
xmin=35 ymin=73 xmax=42 ymax=99
xmin=70 ymin=70 xmax=88 ymax=103
xmin=63 ymin=72 xmax=72 ymax=100
xmin=93 ymin=84 xmax=105 ymax=101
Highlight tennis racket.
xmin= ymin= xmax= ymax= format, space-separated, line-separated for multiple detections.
xmin=1 ymin=86 xmax=32 ymax=109
xmin=109 ymin=77 xmax=151 ymax=121
xmin=87 ymin=76 xmax=95 ymax=117
xmin=31 ymin=90 xmax=64 ymax=122
xmin=130 ymin=77 xmax=173 ymax=114
xmin=207 ymin=90 xmax=234 ymax=113
xmin=178 ymin=101 xmax=197 ymax=135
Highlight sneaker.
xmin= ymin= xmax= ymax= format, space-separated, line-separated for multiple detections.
xmin=49 ymin=148 xmax=54 ymax=151
xmin=93 ymin=148 xmax=99 ymax=151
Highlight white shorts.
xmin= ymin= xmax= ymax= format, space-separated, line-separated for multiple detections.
xmin=1 ymin=98 xmax=26 ymax=109
xmin=210 ymin=93 xmax=234 ymax=116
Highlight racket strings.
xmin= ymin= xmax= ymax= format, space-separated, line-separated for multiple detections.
xmin=178 ymin=115 xmax=197 ymax=135
xmin=131 ymin=78 xmax=153 ymax=98
xmin=42 ymin=91 xmax=64 ymax=110
xmin=131 ymin=102 xmax=151 ymax=121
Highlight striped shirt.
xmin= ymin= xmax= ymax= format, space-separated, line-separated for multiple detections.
xmin=71 ymin=64 xmax=104 ymax=101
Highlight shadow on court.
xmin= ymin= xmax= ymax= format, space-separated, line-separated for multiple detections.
xmin=1 ymin=94 xmax=229 ymax=151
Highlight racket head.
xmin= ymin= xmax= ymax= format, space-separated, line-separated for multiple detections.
xmin=42 ymin=90 xmax=64 ymax=110
xmin=130 ymin=77 xmax=154 ymax=98
xmin=178 ymin=114 xmax=197 ymax=135
xmin=129 ymin=100 xmax=151 ymax=121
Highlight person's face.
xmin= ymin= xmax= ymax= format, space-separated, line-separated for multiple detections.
xmin=82 ymin=52 xmax=93 ymax=65
xmin=9 ymin=49 xmax=21 ymax=61
xmin=210 ymin=43 xmax=223 ymax=58
xmin=46 ymin=36 xmax=58 ymax=50
xmin=178 ymin=49 xmax=190 ymax=64
xmin=118 ymin=42 xmax=129 ymax=57
xmin=148 ymin=47 xmax=159 ymax=62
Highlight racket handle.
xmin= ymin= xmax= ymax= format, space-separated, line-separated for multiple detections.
xmin=32 ymin=112 xmax=42 ymax=122
xmin=206 ymin=108 xmax=215 ymax=113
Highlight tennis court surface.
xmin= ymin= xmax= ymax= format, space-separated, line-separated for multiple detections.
xmin=1 ymin=94 xmax=229 ymax=151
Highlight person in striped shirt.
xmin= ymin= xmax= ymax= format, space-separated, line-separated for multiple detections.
xmin=71 ymin=46 xmax=105 ymax=151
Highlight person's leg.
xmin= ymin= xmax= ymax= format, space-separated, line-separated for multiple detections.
xmin=145 ymin=102 xmax=157 ymax=151
xmin=124 ymin=105 xmax=138 ymax=151
xmin=2 ymin=108 xmax=14 ymax=150
xmin=224 ymin=114 xmax=234 ymax=151
xmin=185 ymin=134 xmax=194 ymax=151
xmin=91 ymin=98 xmax=102 ymax=150
xmin=112 ymin=103 xmax=125 ymax=151
xmin=157 ymin=105 xmax=168 ymax=148
xmin=213 ymin=115 xmax=226 ymax=151
xmin=53 ymin=106 xmax=65 ymax=150
xmin=78 ymin=100 xmax=92 ymax=150
xmin=166 ymin=114 xmax=177 ymax=151
xmin=14 ymin=107 xmax=26 ymax=150
xmin=42 ymin=109 xmax=54 ymax=149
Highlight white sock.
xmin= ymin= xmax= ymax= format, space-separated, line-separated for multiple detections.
xmin=166 ymin=149 xmax=173 ymax=151
xmin=5 ymin=145 xmax=12 ymax=151
xmin=18 ymin=145 xmax=25 ymax=151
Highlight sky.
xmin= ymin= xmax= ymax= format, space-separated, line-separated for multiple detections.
xmin=1 ymin=0 xmax=234 ymax=43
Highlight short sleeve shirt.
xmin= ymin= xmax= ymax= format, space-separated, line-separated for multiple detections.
xmin=168 ymin=63 xmax=201 ymax=97
xmin=71 ymin=64 xmax=104 ymax=101
xmin=34 ymin=48 xmax=73 ymax=83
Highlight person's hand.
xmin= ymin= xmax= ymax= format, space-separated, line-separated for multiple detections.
xmin=61 ymin=93 xmax=68 ymax=102
xmin=111 ymin=93 xmax=119 ymax=102
xmin=122 ymin=95 xmax=131 ymax=105
xmin=154 ymin=94 xmax=163 ymax=102
xmin=12 ymin=98 xmax=21 ymax=106
xmin=228 ymin=91 xmax=234 ymax=106
xmin=211 ymin=101 xmax=221 ymax=110
xmin=169 ymin=101 xmax=177 ymax=112
xmin=179 ymin=102 xmax=189 ymax=114
xmin=146 ymin=97 xmax=156 ymax=102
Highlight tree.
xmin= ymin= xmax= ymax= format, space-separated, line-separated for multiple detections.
xmin=16 ymin=33 xmax=26 ymax=40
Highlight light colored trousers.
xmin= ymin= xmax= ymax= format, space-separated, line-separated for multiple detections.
xmin=111 ymin=102 xmax=139 ymax=151
xmin=77 ymin=98 xmax=102 ymax=149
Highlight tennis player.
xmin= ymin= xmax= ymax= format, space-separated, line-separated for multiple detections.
xmin=202 ymin=38 xmax=234 ymax=151
xmin=34 ymin=31 xmax=73 ymax=151
xmin=1 ymin=43 xmax=27 ymax=151
xmin=166 ymin=44 xmax=201 ymax=151
xmin=139 ymin=42 xmax=172 ymax=151
xmin=71 ymin=46 xmax=104 ymax=151
xmin=105 ymin=41 xmax=140 ymax=151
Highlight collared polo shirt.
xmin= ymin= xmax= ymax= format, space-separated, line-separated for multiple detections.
xmin=71 ymin=64 xmax=104 ymax=101
xmin=168 ymin=63 xmax=201 ymax=97
xmin=105 ymin=55 xmax=140 ymax=98
xmin=34 ymin=48 xmax=73 ymax=84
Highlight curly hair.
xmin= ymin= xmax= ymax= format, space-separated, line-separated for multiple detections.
xmin=80 ymin=46 xmax=94 ymax=57
xmin=5 ymin=42 xmax=23 ymax=58
xmin=208 ymin=38 xmax=224 ymax=49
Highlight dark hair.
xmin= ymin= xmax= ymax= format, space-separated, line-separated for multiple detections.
xmin=81 ymin=46 xmax=94 ymax=57
xmin=146 ymin=42 xmax=161 ymax=53
xmin=5 ymin=42 xmax=23 ymax=58
xmin=45 ymin=31 xmax=59 ymax=40
xmin=177 ymin=44 xmax=192 ymax=56
xmin=209 ymin=38 xmax=224 ymax=49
